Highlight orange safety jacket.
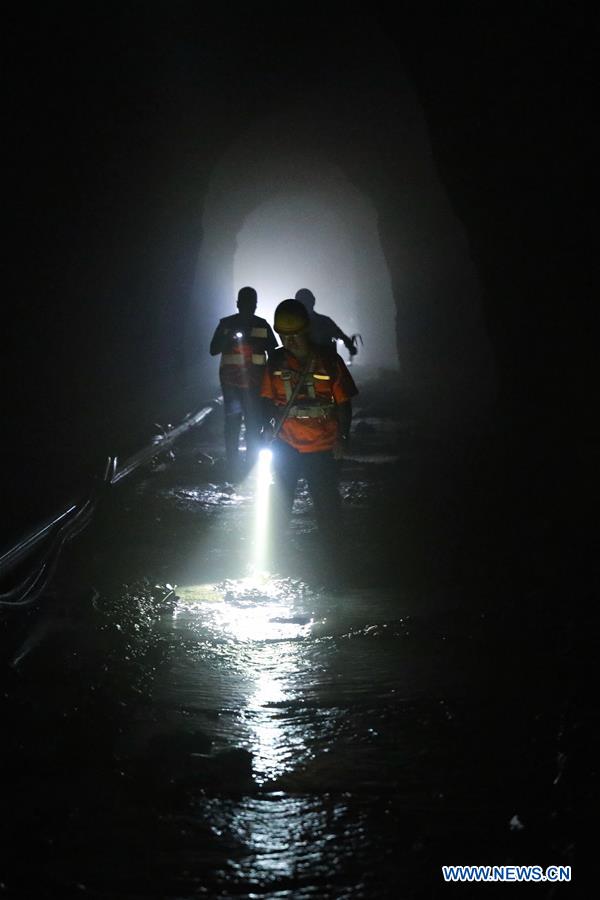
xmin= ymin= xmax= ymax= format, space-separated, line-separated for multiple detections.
xmin=211 ymin=314 xmax=276 ymax=389
xmin=261 ymin=347 xmax=358 ymax=453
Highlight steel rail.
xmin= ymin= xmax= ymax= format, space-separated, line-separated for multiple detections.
xmin=0 ymin=497 xmax=97 ymax=607
xmin=0 ymin=399 xmax=219 ymax=602
xmin=110 ymin=402 xmax=216 ymax=485
xmin=0 ymin=505 xmax=78 ymax=575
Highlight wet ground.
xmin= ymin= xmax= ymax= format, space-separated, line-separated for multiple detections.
xmin=1 ymin=379 xmax=591 ymax=897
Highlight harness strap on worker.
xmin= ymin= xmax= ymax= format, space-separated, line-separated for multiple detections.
xmin=271 ymin=354 xmax=316 ymax=440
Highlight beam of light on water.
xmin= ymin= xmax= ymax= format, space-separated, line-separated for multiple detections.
xmin=173 ymin=575 xmax=314 ymax=643
xmin=247 ymin=648 xmax=297 ymax=784
xmin=172 ymin=575 xmax=319 ymax=783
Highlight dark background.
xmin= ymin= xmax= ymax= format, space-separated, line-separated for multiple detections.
xmin=1 ymin=3 xmax=595 ymax=546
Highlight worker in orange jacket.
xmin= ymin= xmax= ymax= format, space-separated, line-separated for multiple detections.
xmin=210 ymin=286 xmax=277 ymax=478
xmin=261 ymin=298 xmax=358 ymax=540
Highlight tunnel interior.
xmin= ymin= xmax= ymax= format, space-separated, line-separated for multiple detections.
xmin=193 ymin=94 xmax=496 ymax=416
xmin=231 ymin=185 xmax=397 ymax=370
xmin=1 ymin=7 xmax=593 ymax=897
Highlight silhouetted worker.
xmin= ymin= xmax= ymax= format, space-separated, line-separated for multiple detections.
xmin=261 ymin=299 xmax=358 ymax=566
xmin=295 ymin=288 xmax=358 ymax=358
xmin=210 ymin=286 xmax=277 ymax=479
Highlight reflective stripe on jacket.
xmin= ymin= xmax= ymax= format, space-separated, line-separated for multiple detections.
xmin=216 ymin=317 xmax=274 ymax=388
xmin=222 ymin=353 xmax=267 ymax=366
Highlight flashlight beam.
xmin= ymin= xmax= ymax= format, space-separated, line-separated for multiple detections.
xmin=252 ymin=448 xmax=273 ymax=573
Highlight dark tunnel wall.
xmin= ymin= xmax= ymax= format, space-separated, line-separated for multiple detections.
xmin=2 ymin=6 xmax=593 ymax=537
xmin=395 ymin=5 xmax=593 ymax=438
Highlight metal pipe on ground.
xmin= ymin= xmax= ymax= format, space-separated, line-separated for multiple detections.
xmin=0 ymin=400 xmax=219 ymax=605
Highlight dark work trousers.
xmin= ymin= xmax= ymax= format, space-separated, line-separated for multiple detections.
xmin=271 ymin=439 xmax=342 ymax=554
xmin=221 ymin=383 xmax=261 ymax=475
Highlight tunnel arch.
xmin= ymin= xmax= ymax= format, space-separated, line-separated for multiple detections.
xmin=231 ymin=177 xmax=398 ymax=370
xmin=191 ymin=68 xmax=496 ymax=420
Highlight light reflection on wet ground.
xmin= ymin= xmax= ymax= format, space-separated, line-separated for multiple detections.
xmin=100 ymin=555 xmax=479 ymax=898
xmin=1 ymin=405 xmax=578 ymax=897
xmin=105 ymin=416 xmax=476 ymax=896
xmin=155 ymin=575 xmax=415 ymax=788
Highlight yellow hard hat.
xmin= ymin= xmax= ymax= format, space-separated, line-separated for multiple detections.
xmin=273 ymin=299 xmax=310 ymax=335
